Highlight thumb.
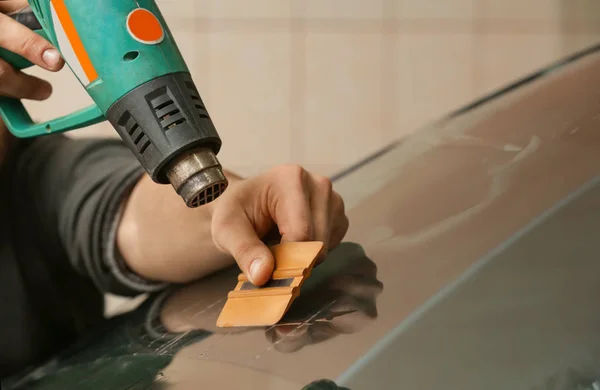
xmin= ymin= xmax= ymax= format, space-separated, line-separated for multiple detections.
xmin=212 ymin=205 xmax=274 ymax=286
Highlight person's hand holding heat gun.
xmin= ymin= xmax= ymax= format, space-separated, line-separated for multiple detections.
xmin=117 ymin=165 xmax=350 ymax=287
xmin=0 ymin=0 xmax=64 ymax=100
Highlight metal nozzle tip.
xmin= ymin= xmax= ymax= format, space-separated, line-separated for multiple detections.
xmin=166 ymin=148 xmax=229 ymax=208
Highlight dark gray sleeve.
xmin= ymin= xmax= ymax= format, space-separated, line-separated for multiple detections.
xmin=16 ymin=134 xmax=168 ymax=297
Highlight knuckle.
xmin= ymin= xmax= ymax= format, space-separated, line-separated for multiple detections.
xmin=315 ymin=175 xmax=333 ymax=194
xmin=270 ymin=164 xmax=308 ymax=196
xmin=294 ymin=222 xmax=313 ymax=240
xmin=339 ymin=216 xmax=350 ymax=236
xmin=18 ymin=35 xmax=42 ymax=56
xmin=341 ymin=214 xmax=350 ymax=231
xmin=232 ymin=241 xmax=254 ymax=261
xmin=273 ymin=164 xmax=305 ymax=182
xmin=332 ymin=192 xmax=345 ymax=213
xmin=210 ymin=212 xmax=229 ymax=237
xmin=0 ymin=63 xmax=8 ymax=80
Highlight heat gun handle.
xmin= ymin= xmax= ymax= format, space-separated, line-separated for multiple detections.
xmin=0 ymin=29 xmax=105 ymax=138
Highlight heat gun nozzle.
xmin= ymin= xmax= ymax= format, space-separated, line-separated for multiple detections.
xmin=166 ymin=149 xmax=228 ymax=208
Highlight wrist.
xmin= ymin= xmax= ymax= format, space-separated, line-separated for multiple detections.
xmin=116 ymin=174 xmax=180 ymax=281
xmin=106 ymin=195 xmax=168 ymax=293
xmin=94 ymin=165 xmax=168 ymax=296
xmin=116 ymin=174 xmax=225 ymax=283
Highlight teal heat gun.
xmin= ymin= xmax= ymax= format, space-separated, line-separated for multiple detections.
xmin=0 ymin=0 xmax=228 ymax=207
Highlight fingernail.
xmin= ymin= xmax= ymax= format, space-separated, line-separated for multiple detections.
xmin=42 ymin=49 xmax=60 ymax=67
xmin=249 ymin=258 xmax=265 ymax=285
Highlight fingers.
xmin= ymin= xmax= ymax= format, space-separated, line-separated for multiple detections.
xmin=0 ymin=1 xmax=29 ymax=14
xmin=213 ymin=165 xmax=349 ymax=287
xmin=269 ymin=165 xmax=314 ymax=243
xmin=0 ymin=59 xmax=51 ymax=100
xmin=0 ymin=12 xmax=64 ymax=71
xmin=266 ymin=165 xmax=349 ymax=257
xmin=0 ymin=6 xmax=62 ymax=100
xmin=307 ymin=173 xmax=333 ymax=259
xmin=306 ymin=174 xmax=348 ymax=258
xmin=212 ymin=203 xmax=275 ymax=286
xmin=328 ymin=192 xmax=349 ymax=250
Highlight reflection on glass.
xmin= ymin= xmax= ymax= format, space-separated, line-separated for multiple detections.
xmin=7 ymin=242 xmax=382 ymax=390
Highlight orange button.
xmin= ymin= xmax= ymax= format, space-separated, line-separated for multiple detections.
xmin=127 ymin=8 xmax=164 ymax=44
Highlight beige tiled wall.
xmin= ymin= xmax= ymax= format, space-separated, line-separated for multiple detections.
xmin=21 ymin=0 xmax=600 ymax=180
xmin=21 ymin=0 xmax=591 ymax=316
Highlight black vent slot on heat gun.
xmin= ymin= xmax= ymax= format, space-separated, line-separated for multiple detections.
xmin=150 ymin=91 xmax=186 ymax=132
xmin=117 ymin=112 xmax=152 ymax=155
xmin=186 ymin=82 xmax=211 ymax=119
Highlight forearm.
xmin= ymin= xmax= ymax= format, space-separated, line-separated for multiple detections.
xmin=117 ymin=169 xmax=244 ymax=284
xmin=11 ymin=134 xmax=163 ymax=296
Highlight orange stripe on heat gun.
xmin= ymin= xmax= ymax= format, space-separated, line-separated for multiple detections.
xmin=51 ymin=0 xmax=98 ymax=83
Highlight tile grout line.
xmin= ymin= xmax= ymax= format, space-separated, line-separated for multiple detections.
xmin=382 ymin=0 xmax=398 ymax=142
xmin=471 ymin=0 xmax=478 ymax=101
xmin=195 ymin=1 xmax=212 ymax=123
xmin=171 ymin=17 xmax=600 ymax=34
xmin=290 ymin=1 xmax=306 ymax=165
